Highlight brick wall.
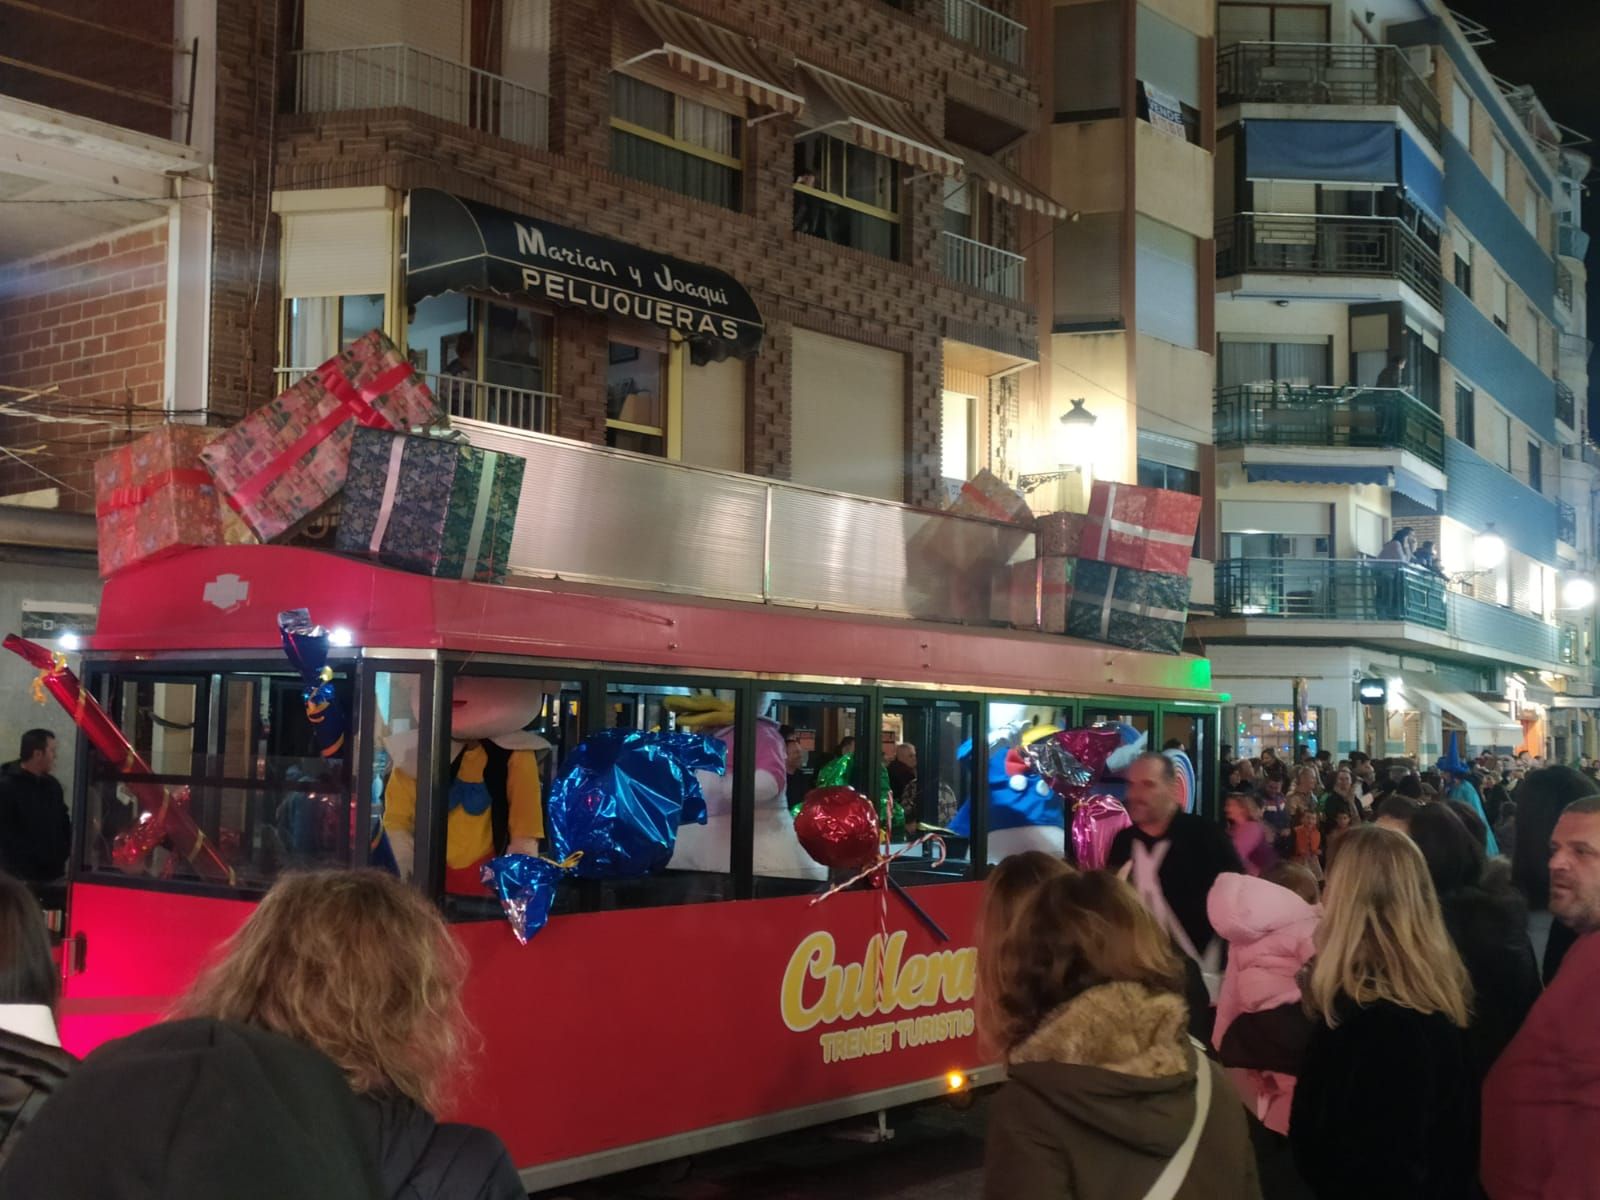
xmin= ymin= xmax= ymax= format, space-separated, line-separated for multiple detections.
xmin=0 ymin=224 xmax=169 ymax=508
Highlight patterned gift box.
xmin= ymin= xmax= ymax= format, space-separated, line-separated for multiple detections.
xmin=337 ymin=428 xmax=525 ymax=583
xmin=201 ymin=330 xmax=440 ymax=542
xmin=93 ymin=424 xmax=256 ymax=577
xmin=1040 ymin=555 xmax=1075 ymax=635
xmin=1081 ymin=481 xmax=1201 ymax=576
xmin=1065 ymin=559 xmax=1190 ymax=655
xmin=1037 ymin=511 xmax=1087 ymax=558
xmin=946 ymin=468 xmax=1034 ymax=527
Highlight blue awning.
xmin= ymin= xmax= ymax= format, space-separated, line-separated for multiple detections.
xmin=1246 ymin=465 xmax=1392 ymax=486
xmin=1243 ymin=120 xmax=1397 ymax=184
xmin=1393 ymin=466 xmax=1441 ymax=510
xmin=1399 ymin=131 xmax=1445 ymax=227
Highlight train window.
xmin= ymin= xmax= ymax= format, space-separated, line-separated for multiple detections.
xmin=1082 ymin=706 xmax=1153 ymax=743
xmin=83 ymin=668 xmax=354 ymax=889
xmin=978 ymin=701 xmax=1075 ymax=865
xmin=759 ymin=690 xmax=869 ymax=898
xmin=883 ymin=696 xmax=977 ymax=885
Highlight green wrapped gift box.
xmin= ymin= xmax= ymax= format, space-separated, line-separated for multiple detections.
xmin=1065 ymin=559 xmax=1190 ymax=655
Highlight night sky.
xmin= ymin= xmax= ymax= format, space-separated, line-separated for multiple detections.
xmin=1442 ymin=0 xmax=1600 ymax=422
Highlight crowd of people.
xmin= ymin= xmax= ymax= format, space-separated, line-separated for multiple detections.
xmin=979 ymin=748 xmax=1600 ymax=1199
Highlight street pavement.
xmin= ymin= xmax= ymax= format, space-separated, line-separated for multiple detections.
xmin=533 ymin=1094 xmax=988 ymax=1199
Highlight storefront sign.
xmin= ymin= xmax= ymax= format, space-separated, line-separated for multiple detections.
xmin=406 ymin=189 xmax=764 ymax=361
xmin=19 ymin=601 xmax=97 ymax=642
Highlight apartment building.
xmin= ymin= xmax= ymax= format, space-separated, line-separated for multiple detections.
xmin=1192 ymin=1 xmax=1597 ymax=762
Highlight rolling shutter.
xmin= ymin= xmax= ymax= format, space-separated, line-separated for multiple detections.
xmin=791 ymin=330 xmax=905 ymax=501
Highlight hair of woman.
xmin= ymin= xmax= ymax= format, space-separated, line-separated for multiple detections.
xmin=180 ymin=869 xmax=469 ymax=1111
xmin=1408 ymin=802 xmax=1485 ymax=895
xmin=1306 ymin=825 xmax=1471 ymax=1029
xmin=1512 ymin=766 xmax=1600 ymax=908
xmin=977 ymin=868 xmax=1184 ymax=1056
xmin=975 ymin=851 xmax=1073 ymax=1054
xmin=0 ymin=872 xmax=58 ymax=1010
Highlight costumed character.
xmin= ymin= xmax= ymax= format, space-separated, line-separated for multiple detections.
xmin=1437 ymin=733 xmax=1499 ymax=855
xmin=384 ymin=676 xmax=552 ymax=894
xmin=665 ymin=695 xmax=825 ymax=880
xmin=947 ymin=720 xmax=1065 ymax=862
xmin=1092 ymin=723 xmax=1151 ymax=802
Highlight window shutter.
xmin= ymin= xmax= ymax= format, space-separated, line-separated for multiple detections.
xmin=791 ymin=330 xmax=905 ymax=501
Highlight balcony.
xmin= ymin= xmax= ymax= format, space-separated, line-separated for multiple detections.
xmin=1216 ymin=42 xmax=1442 ymax=148
xmin=1557 ymin=263 xmax=1575 ymax=311
xmin=1446 ymin=591 xmax=1562 ymax=667
xmin=1559 ymin=224 xmax=1589 ymax=261
xmin=942 ymin=231 xmax=1025 ymax=302
xmin=1214 ymin=384 xmax=1444 ymax=469
xmin=943 ymin=0 xmax=1026 ymax=67
xmin=290 ymin=44 xmax=549 ymax=150
xmin=1557 ymin=379 xmax=1577 ymax=429
xmin=1559 ymin=499 xmax=1578 ymax=545
xmin=1216 ymin=212 xmax=1443 ymax=309
xmin=1561 ymin=333 xmax=1593 ymax=381
xmin=273 ymin=369 xmax=559 ymax=436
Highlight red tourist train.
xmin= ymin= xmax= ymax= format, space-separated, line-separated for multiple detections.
xmin=49 ymin=543 xmax=1219 ymax=1190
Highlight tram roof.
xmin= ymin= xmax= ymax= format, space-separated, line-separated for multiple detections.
xmin=89 ymin=547 xmax=1217 ymax=702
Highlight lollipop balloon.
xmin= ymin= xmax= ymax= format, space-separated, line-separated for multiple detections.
xmin=795 ymin=787 xmax=880 ymax=871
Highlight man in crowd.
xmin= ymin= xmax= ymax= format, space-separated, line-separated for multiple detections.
xmin=1481 ymin=796 xmax=1600 ymax=1197
xmin=0 ymin=729 xmax=71 ymax=883
xmin=887 ymin=743 xmax=917 ymax=808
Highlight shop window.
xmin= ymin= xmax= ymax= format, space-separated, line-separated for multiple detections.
xmin=407 ymin=293 xmax=555 ymax=432
xmin=606 ymin=336 xmax=670 ymax=457
xmin=883 ymin=697 xmax=977 ymax=886
xmin=279 ymin=294 xmax=387 ymax=384
xmin=793 ymin=132 xmax=900 ymax=260
xmin=610 ymin=75 xmax=742 ymax=211
xmin=1455 ymin=382 xmax=1475 ymax=448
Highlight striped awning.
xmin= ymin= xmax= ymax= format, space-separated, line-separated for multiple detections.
xmin=955 ymin=144 xmax=1069 ymax=220
xmin=799 ymin=65 xmax=963 ymax=179
xmin=627 ymin=0 xmax=803 ymax=116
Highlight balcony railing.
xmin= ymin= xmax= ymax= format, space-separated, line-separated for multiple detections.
xmin=1561 ymin=333 xmax=1593 ymax=380
xmin=943 ymin=0 xmax=1026 ymax=66
xmin=1556 ymin=379 xmax=1577 ymax=428
xmin=273 ymin=368 xmax=559 ymax=436
xmin=1216 ymin=212 xmax=1443 ymax=309
xmin=1216 ymin=42 xmax=1442 ymax=147
xmin=290 ymin=44 xmax=548 ymax=150
xmin=1214 ymin=383 xmax=1444 ymax=469
xmin=1559 ymin=499 xmax=1578 ymax=545
xmin=942 ymin=231 xmax=1026 ymax=302
xmin=1447 ymin=590 xmax=1562 ymax=666
xmin=1559 ymin=224 xmax=1589 ymax=261
xmin=1557 ymin=263 xmax=1575 ymax=310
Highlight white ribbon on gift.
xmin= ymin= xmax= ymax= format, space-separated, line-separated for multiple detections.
xmin=367 ymin=436 xmax=408 ymax=554
xmin=1092 ymin=481 xmax=1195 ymax=561
xmin=1093 ymin=564 xmax=1187 ymax=639
xmin=459 ymin=450 xmax=500 ymax=580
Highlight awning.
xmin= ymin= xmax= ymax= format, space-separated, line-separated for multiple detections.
xmin=955 ymin=144 xmax=1069 ymax=220
xmin=1243 ymin=119 xmax=1397 ymax=184
xmin=1553 ymin=696 xmax=1600 ymax=709
xmin=625 ymin=0 xmax=803 ymax=116
xmin=405 ymin=189 xmax=764 ymax=361
xmin=1392 ymin=466 xmax=1440 ymax=510
xmin=1398 ymin=131 xmax=1445 ymax=227
xmin=799 ymin=65 xmax=963 ymax=179
xmin=1391 ymin=673 xmax=1522 ymax=746
xmin=1245 ymin=464 xmax=1391 ymax=486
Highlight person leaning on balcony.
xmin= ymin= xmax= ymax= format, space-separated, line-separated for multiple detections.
xmin=1378 ymin=527 xmax=1414 ymax=562
xmin=1375 ymin=353 xmax=1408 ymax=388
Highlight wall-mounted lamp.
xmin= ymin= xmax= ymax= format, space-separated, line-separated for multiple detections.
xmin=1018 ymin=400 xmax=1098 ymax=492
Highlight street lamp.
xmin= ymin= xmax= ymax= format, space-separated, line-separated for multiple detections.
xmin=1018 ymin=399 xmax=1098 ymax=492
xmin=1473 ymin=525 xmax=1507 ymax=571
xmin=1562 ymin=577 xmax=1597 ymax=610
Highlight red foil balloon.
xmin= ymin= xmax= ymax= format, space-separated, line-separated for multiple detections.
xmin=1055 ymin=726 xmax=1123 ymax=783
xmin=795 ymin=786 xmax=881 ymax=871
xmin=1070 ymin=793 xmax=1132 ymax=871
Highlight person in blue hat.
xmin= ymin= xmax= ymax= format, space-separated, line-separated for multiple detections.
xmin=1436 ymin=733 xmax=1499 ymax=856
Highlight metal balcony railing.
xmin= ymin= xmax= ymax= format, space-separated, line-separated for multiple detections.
xmin=1559 ymin=499 xmax=1578 ymax=545
xmin=942 ymin=231 xmax=1026 ymax=302
xmin=1216 ymin=42 xmax=1442 ymax=147
xmin=1446 ymin=591 xmax=1563 ymax=666
xmin=1559 ymin=224 xmax=1589 ymax=260
xmin=1557 ymin=263 xmax=1575 ymax=310
xmin=1557 ymin=379 xmax=1577 ymax=428
xmin=1214 ymin=558 xmax=1448 ymax=625
xmin=272 ymin=368 xmax=559 ymax=436
xmin=1215 ymin=212 xmax=1443 ymax=309
xmin=943 ymin=0 xmax=1026 ymax=66
xmin=290 ymin=44 xmax=549 ymax=150
xmin=1561 ymin=333 xmax=1593 ymax=380
xmin=1214 ymin=383 xmax=1444 ymax=469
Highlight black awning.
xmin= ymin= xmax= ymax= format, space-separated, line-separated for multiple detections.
xmin=405 ymin=189 xmax=764 ymax=361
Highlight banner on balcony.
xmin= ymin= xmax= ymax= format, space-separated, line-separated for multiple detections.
xmin=405 ymin=189 xmax=764 ymax=363
xmin=1142 ymin=84 xmax=1187 ymax=140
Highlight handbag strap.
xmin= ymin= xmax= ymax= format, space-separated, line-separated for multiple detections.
xmin=1142 ymin=1038 xmax=1213 ymax=1200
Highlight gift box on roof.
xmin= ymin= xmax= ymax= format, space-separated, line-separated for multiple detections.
xmin=93 ymin=424 xmax=257 ymax=578
xmin=201 ymin=330 xmax=440 ymax=542
xmin=1040 ymin=555 xmax=1075 ymax=635
xmin=946 ymin=467 xmax=1033 ymax=527
xmin=337 ymin=427 xmax=525 ymax=583
xmin=1081 ymin=481 xmax=1201 ymax=576
xmin=1065 ymin=559 xmax=1190 ymax=655
xmin=1037 ymin=511 xmax=1087 ymax=558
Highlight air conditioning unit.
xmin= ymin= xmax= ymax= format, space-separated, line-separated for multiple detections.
xmin=1404 ymin=45 xmax=1435 ymax=79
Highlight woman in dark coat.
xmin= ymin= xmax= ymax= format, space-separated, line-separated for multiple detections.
xmin=0 ymin=872 xmax=73 ymax=1168
xmin=1511 ymin=766 xmax=1600 ymax=982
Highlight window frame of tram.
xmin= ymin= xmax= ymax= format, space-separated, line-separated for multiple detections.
xmin=881 ymin=691 xmax=984 ymax=886
xmin=76 ymin=659 xmax=361 ymax=897
xmin=1158 ymin=701 xmax=1219 ymax=818
xmin=979 ymin=697 xmax=1082 ymax=867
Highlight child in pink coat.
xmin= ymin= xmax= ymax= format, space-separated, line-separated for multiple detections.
xmin=1206 ymin=865 xmax=1320 ymax=1136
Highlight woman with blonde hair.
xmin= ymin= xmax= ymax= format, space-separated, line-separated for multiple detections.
xmin=1289 ymin=825 xmax=1476 ymax=1200
xmin=981 ymin=868 xmax=1260 ymax=1199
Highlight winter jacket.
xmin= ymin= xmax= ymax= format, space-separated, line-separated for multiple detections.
xmin=984 ymin=981 xmax=1261 ymax=1200
xmin=365 ymin=1091 xmax=524 ymax=1200
xmin=1437 ymin=885 xmax=1541 ymax=1080
xmin=1207 ymin=874 xmax=1319 ymax=1135
xmin=1482 ymin=931 xmax=1600 ymax=1200
xmin=0 ymin=1024 xmax=73 ymax=1171
xmin=0 ymin=764 xmax=69 ymax=884
xmin=1289 ymin=998 xmax=1477 ymax=1200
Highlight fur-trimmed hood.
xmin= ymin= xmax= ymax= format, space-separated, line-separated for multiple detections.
xmin=1005 ymin=982 xmax=1199 ymax=1157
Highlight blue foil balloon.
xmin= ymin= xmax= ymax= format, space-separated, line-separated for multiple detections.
xmin=547 ymin=730 xmax=726 ymax=879
xmin=482 ymin=854 xmax=565 ymax=944
xmin=277 ymin=608 xmax=349 ymax=759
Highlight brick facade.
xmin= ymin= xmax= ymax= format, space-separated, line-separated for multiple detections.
xmin=0 ymin=224 xmax=170 ymax=507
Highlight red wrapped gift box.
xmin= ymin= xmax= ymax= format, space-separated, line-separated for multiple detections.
xmin=93 ymin=424 xmax=253 ymax=578
xmin=1037 ymin=511 xmax=1087 ymax=558
xmin=1081 ymin=481 xmax=1201 ymax=576
xmin=947 ymin=468 xmax=1033 ymax=526
xmin=201 ymin=330 xmax=440 ymax=542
